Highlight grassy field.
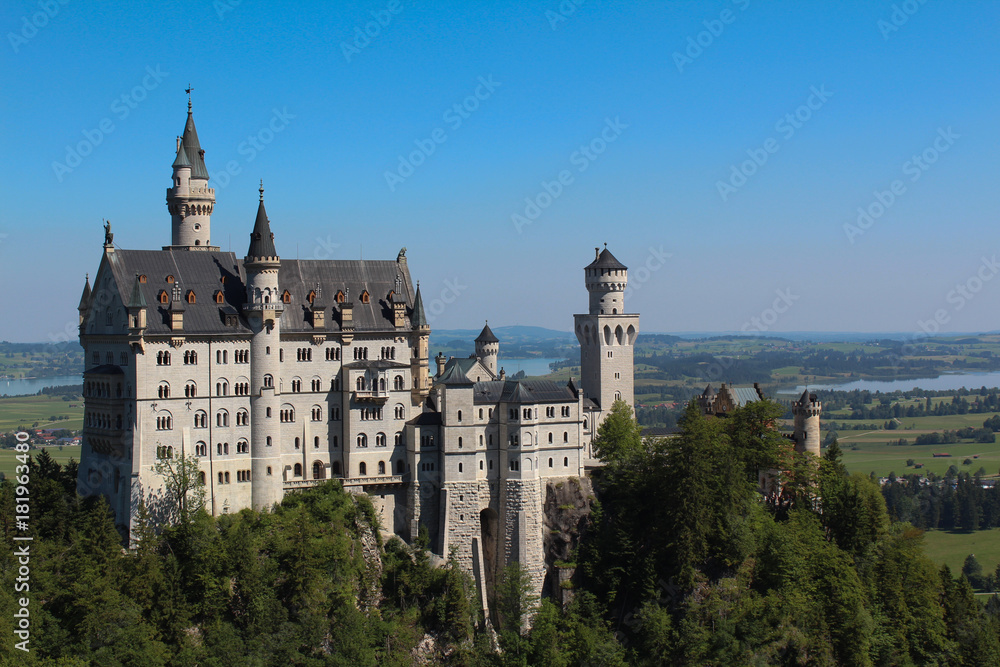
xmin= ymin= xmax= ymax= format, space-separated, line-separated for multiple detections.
xmin=0 ymin=394 xmax=83 ymax=431
xmin=0 ymin=445 xmax=82 ymax=479
xmin=922 ymin=529 xmax=1000 ymax=576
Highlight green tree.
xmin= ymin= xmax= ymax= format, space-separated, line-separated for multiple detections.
xmin=591 ymin=399 xmax=644 ymax=463
xmin=152 ymin=450 xmax=206 ymax=525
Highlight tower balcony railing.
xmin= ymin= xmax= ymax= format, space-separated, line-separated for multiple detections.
xmin=353 ymin=389 xmax=390 ymax=403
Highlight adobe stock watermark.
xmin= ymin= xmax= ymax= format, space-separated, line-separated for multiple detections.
xmin=843 ymin=126 xmax=959 ymax=244
xmin=311 ymin=235 xmax=341 ymax=260
xmin=385 ymin=75 xmax=501 ymax=192
xmin=673 ymin=0 xmax=750 ymax=73
xmin=545 ymin=0 xmax=585 ymax=30
xmin=7 ymin=0 xmax=70 ymax=53
xmin=341 ymin=0 xmax=404 ymax=63
xmin=12 ymin=431 xmax=33 ymax=653
xmin=702 ymin=287 xmax=799 ymax=381
xmin=878 ymin=0 xmax=927 ymax=41
xmin=213 ymin=0 xmax=242 ymax=20
xmin=423 ymin=278 xmax=468 ymax=324
xmin=52 ymin=66 xmax=169 ymax=182
xmin=716 ymin=84 xmax=832 ymax=202
xmin=623 ymin=245 xmax=673 ymax=301
xmin=511 ymin=117 xmax=628 ymax=234
xmin=209 ymin=107 xmax=296 ymax=189
xmin=886 ymin=254 xmax=1000 ymax=372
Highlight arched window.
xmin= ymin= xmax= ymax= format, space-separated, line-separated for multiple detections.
xmin=458 ymin=437 xmax=463 ymax=449
xmin=314 ymin=436 xmax=320 ymax=449
xmin=479 ymin=408 xmax=484 ymax=419
xmin=458 ymin=462 xmax=463 ymax=473
xmin=358 ymin=434 xmax=368 ymax=448
xmin=548 ymin=433 xmax=553 ymax=443
xmin=564 ymin=457 xmax=569 ymax=467
xmin=194 ymin=411 xmax=207 ymax=428
xmin=356 ymin=376 xmax=365 ymax=391
xmin=378 ymin=460 xmax=386 ymax=475
xmin=457 ymin=410 xmax=462 ymax=422
xmin=294 ymin=463 xmax=302 ymax=477
xmin=359 ymin=462 xmax=367 ymax=476
xmin=263 ymin=374 xmax=273 ymax=388
xmin=548 ymin=457 xmax=553 ymax=467
xmin=376 ymin=433 xmax=386 ymax=447
xmin=294 ymin=437 xmax=300 ymax=449
xmin=157 ymin=381 xmax=170 ymax=399
xmin=313 ymin=461 xmax=325 ymax=479
xmin=394 ymin=375 xmax=404 ymax=390
xmin=563 ymin=431 xmax=569 ymax=442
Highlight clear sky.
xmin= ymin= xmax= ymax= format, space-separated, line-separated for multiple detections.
xmin=2 ymin=0 xmax=999 ymax=342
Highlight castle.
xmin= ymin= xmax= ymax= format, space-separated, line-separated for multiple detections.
xmin=76 ymin=101 xmax=639 ymax=609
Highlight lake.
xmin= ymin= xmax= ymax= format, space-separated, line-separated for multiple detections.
xmin=0 ymin=375 xmax=82 ymax=397
xmin=499 ymin=357 xmax=565 ymax=377
xmin=778 ymin=371 xmax=1000 ymax=395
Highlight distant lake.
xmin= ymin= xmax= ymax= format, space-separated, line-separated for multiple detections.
xmin=500 ymin=357 xmax=565 ymax=377
xmin=0 ymin=375 xmax=82 ymax=397
xmin=778 ymin=371 xmax=1000 ymax=395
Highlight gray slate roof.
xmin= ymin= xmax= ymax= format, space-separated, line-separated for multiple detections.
xmin=475 ymin=322 xmax=499 ymax=343
xmin=247 ymin=198 xmax=277 ymax=259
xmin=585 ymin=247 xmax=627 ymax=271
xmin=181 ymin=111 xmax=209 ymax=179
xmin=103 ymin=249 xmax=417 ymax=336
xmin=471 ymin=379 xmax=578 ymax=405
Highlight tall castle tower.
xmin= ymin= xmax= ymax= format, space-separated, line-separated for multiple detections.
xmin=792 ymin=389 xmax=822 ymax=457
xmin=165 ymin=97 xmax=217 ymax=250
xmin=244 ymin=183 xmax=283 ymax=510
xmin=410 ymin=284 xmax=431 ymax=406
xmin=574 ymin=246 xmax=639 ymax=418
xmin=475 ymin=322 xmax=499 ymax=378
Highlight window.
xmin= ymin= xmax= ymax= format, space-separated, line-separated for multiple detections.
xmin=195 ymin=442 xmax=207 ymax=456
xmin=548 ymin=433 xmax=553 ymax=443
xmin=311 ymin=378 xmax=321 ymax=391
xmin=314 ymin=436 xmax=320 ymax=449
xmin=479 ymin=408 xmax=484 ymax=420
xmin=184 ymin=350 xmax=197 ymax=364
xmin=548 ymin=457 xmax=553 ymax=468
xmin=333 ymin=461 xmax=342 ymax=475
xmin=394 ymin=432 xmax=403 ymax=447
xmin=236 ymin=410 xmax=248 ymax=426
xmin=564 ymin=457 xmax=569 ymax=467
xmin=378 ymin=461 xmax=386 ymax=475
xmin=199 ymin=471 xmax=206 ymax=485
xmin=360 ymin=290 xmax=370 ymax=304
xmin=509 ymin=409 xmax=517 ymax=420
xmin=359 ymin=462 xmax=367 ymax=476
xmin=480 ymin=460 xmax=484 ymax=470
xmin=267 ymin=466 xmax=272 ymax=475
xmin=263 ymin=374 xmax=273 ymax=388
xmin=282 ymin=290 xmax=292 ymax=304
xmin=156 ymin=445 xmax=173 ymax=459
xmin=458 ymin=463 xmax=463 ymax=473
xmin=157 ymin=351 xmax=171 ymax=366
xmin=291 ymin=379 xmax=302 ymax=392
xmin=185 ymin=381 xmax=197 ymax=397
xmin=214 ymin=291 xmax=224 ymax=304
xmin=294 ymin=463 xmax=302 ymax=477
xmin=311 ymin=406 xmax=322 ymax=421
xmin=157 ymin=382 xmax=170 ymax=399
xmin=479 ymin=435 xmax=484 ymax=446
xmin=394 ymin=375 xmax=404 ymax=390
xmin=457 ymin=410 xmax=462 ymax=422
xmin=356 ymin=377 xmax=365 ymax=391
xmin=194 ymin=411 xmax=207 ymax=428
xmin=186 ymin=290 xmax=196 ymax=304
xmin=294 ymin=437 xmax=300 ymax=449
xmin=330 ymin=407 xmax=341 ymax=420
xmin=296 ymin=348 xmax=312 ymax=361
xmin=216 ymin=381 xmax=228 ymax=396
xmin=237 ymin=440 xmax=248 ymax=453
xmin=358 ymin=434 xmax=368 ymax=448
xmin=394 ymin=404 xmax=405 ymax=419
xmin=156 ymin=414 xmax=173 ymax=430
xmin=376 ymin=433 xmax=386 ymax=447
xmin=563 ymin=432 xmax=569 ymax=442
xmin=332 ymin=435 xmax=339 ymax=447
xmin=216 ymin=410 xmax=229 ymax=427
xmin=266 ymin=407 xmax=272 ymax=418
xmin=280 ymin=407 xmax=295 ymax=423
xmin=266 ymin=436 xmax=272 ymax=446
xmin=119 ymin=352 xmax=128 ymax=366
xmin=326 ymin=347 xmax=341 ymax=361
xmin=458 ymin=437 xmax=463 ymax=449
xmin=158 ymin=290 xmax=168 ymax=304
xmin=397 ymin=460 xmax=405 ymax=474
xmin=138 ymin=274 xmax=147 ymax=283
xmin=165 ymin=275 xmax=175 ymax=284
xmin=510 ymin=459 xmax=519 ymax=471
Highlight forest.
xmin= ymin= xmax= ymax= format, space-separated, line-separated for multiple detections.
xmin=3 ymin=401 xmax=1000 ymax=665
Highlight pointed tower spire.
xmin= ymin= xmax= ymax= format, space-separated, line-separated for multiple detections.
xmin=127 ymin=274 xmax=147 ymax=308
xmin=166 ymin=93 xmax=216 ymax=250
xmin=78 ymin=274 xmax=92 ymax=309
xmin=411 ymin=281 xmax=428 ymax=328
xmin=247 ymin=180 xmax=277 ymax=259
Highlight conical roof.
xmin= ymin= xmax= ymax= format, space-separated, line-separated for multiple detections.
xmin=411 ymin=284 xmax=428 ymax=328
xmin=78 ymin=275 xmax=92 ymax=310
xmin=181 ymin=110 xmax=209 ymax=179
xmin=476 ymin=321 xmax=499 ymax=343
xmin=126 ymin=274 xmax=147 ymax=309
xmin=585 ymin=246 xmax=627 ymax=271
xmin=172 ymin=140 xmax=191 ymax=168
xmin=247 ymin=189 xmax=277 ymax=259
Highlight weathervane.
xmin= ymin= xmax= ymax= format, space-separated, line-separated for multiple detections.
xmin=185 ymin=84 xmax=193 ymax=111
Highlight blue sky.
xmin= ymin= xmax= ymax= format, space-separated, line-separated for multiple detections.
xmin=2 ymin=0 xmax=999 ymax=342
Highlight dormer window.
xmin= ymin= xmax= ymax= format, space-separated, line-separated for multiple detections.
xmin=214 ymin=291 xmax=224 ymax=304
xmin=335 ymin=290 xmax=345 ymax=304
xmin=158 ymin=290 xmax=169 ymax=304
xmin=281 ymin=290 xmax=291 ymax=304
xmin=220 ymin=275 xmax=228 ymax=284
xmin=138 ymin=274 xmax=147 ymax=283
xmin=166 ymin=275 xmax=175 ymax=284
xmin=360 ymin=290 xmax=370 ymax=304
xmin=185 ymin=290 xmax=196 ymax=304
xmin=307 ymin=290 xmax=316 ymax=304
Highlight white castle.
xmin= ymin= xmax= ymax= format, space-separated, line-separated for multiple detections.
xmin=76 ymin=101 xmax=639 ymax=608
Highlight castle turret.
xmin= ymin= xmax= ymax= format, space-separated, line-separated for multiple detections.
xmin=792 ymin=389 xmax=822 ymax=457
xmin=78 ymin=274 xmax=92 ymax=329
xmin=573 ymin=245 xmax=639 ymax=421
xmin=410 ymin=283 xmax=431 ymax=404
xmin=165 ymin=97 xmax=217 ymax=250
xmin=243 ymin=183 xmax=283 ymax=510
xmin=474 ymin=321 xmax=499 ymax=378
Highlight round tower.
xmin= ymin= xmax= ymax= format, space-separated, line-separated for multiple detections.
xmin=586 ymin=244 xmax=628 ymax=315
xmin=475 ymin=321 xmax=500 ymax=378
xmin=244 ymin=183 xmax=284 ymax=510
xmin=165 ymin=97 xmax=217 ymax=250
xmin=792 ymin=389 xmax=822 ymax=457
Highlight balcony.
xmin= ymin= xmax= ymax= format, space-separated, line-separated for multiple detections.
xmin=353 ymin=389 xmax=389 ymax=404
